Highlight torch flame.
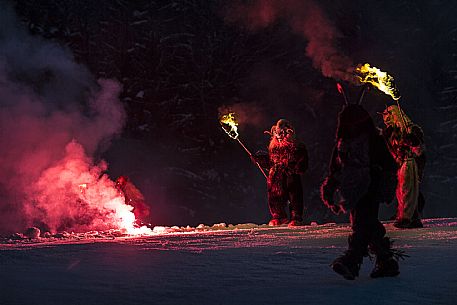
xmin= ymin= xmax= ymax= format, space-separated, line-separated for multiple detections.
xmin=219 ymin=112 xmax=239 ymax=139
xmin=354 ymin=63 xmax=400 ymax=100
xmin=218 ymin=111 xmax=268 ymax=179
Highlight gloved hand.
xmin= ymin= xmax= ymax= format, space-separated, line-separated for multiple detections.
xmin=321 ymin=177 xmax=348 ymax=215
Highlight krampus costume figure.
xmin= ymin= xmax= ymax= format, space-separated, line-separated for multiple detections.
xmin=321 ymin=95 xmax=402 ymax=280
xmin=253 ymin=119 xmax=308 ymax=226
xmin=115 ymin=176 xmax=150 ymax=224
xmin=381 ymin=105 xmax=426 ymax=228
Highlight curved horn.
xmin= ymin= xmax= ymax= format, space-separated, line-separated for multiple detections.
xmin=265 ymin=126 xmax=276 ymax=137
xmin=336 ymin=83 xmax=349 ymax=105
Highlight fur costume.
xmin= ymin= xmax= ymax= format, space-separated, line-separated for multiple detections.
xmin=321 ymin=100 xmax=400 ymax=280
xmin=254 ymin=119 xmax=308 ymax=225
xmin=381 ymin=105 xmax=426 ymax=227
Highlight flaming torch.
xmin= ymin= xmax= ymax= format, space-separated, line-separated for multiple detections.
xmin=354 ymin=63 xmax=408 ymax=129
xmin=219 ymin=112 xmax=268 ymax=179
xmin=354 ymin=63 xmax=400 ymax=100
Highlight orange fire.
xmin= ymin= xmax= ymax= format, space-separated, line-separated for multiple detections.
xmin=219 ymin=112 xmax=239 ymax=139
xmin=354 ymin=63 xmax=400 ymax=100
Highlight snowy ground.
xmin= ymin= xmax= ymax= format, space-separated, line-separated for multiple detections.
xmin=1 ymin=218 xmax=457 ymax=305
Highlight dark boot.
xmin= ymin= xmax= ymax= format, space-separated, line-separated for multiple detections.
xmin=287 ymin=219 xmax=304 ymax=227
xmin=268 ymin=218 xmax=289 ymax=226
xmin=409 ymin=218 xmax=423 ymax=228
xmin=288 ymin=210 xmax=304 ymax=227
xmin=369 ymin=237 xmax=401 ymax=278
xmin=394 ymin=218 xmax=423 ymax=229
xmin=370 ymin=257 xmax=399 ymax=278
xmin=331 ymin=250 xmax=363 ymax=280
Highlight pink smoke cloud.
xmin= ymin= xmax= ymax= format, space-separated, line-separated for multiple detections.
xmin=226 ymin=0 xmax=355 ymax=81
xmin=26 ymin=141 xmax=131 ymax=233
xmin=0 ymin=5 xmax=145 ymax=234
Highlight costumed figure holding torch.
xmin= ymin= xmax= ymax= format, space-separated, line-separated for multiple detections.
xmin=355 ymin=63 xmax=426 ymax=229
xmin=220 ymin=113 xmax=308 ymax=226
xmin=252 ymin=119 xmax=308 ymax=226
xmin=380 ymin=105 xmax=426 ymax=228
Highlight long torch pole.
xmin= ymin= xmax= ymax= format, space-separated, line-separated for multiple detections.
xmin=395 ymin=99 xmax=409 ymax=133
xmin=236 ymin=138 xmax=268 ymax=179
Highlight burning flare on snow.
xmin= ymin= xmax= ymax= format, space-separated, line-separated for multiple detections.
xmin=354 ymin=63 xmax=400 ymax=100
xmin=78 ymin=183 xmax=88 ymax=192
xmin=30 ymin=141 xmax=153 ymax=236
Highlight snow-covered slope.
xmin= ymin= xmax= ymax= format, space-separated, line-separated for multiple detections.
xmin=1 ymin=218 xmax=457 ymax=305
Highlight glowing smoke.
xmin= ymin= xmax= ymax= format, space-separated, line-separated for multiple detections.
xmin=226 ymin=0 xmax=354 ymax=81
xmin=0 ymin=5 xmax=144 ymax=234
xmin=218 ymin=103 xmax=267 ymax=129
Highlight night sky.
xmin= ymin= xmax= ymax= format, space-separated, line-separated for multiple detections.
xmin=1 ymin=0 xmax=456 ymax=233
